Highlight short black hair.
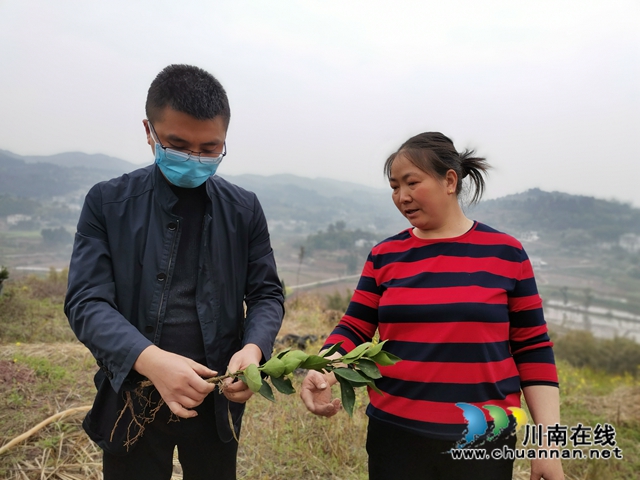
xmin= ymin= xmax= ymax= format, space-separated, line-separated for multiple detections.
xmin=145 ymin=64 xmax=230 ymax=127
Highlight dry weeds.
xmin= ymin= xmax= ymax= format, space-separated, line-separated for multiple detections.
xmin=1 ymin=296 xmax=638 ymax=479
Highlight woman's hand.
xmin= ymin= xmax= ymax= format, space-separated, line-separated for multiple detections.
xmin=530 ymin=458 xmax=564 ymax=480
xmin=522 ymin=385 xmax=565 ymax=480
xmin=300 ymin=370 xmax=341 ymax=417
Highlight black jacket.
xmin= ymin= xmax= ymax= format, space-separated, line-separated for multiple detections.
xmin=65 ymin=165 xmax=284 ymax=450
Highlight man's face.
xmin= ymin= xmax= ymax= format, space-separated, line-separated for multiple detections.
xmin=143 ymin=107 xmax=227 ymax=158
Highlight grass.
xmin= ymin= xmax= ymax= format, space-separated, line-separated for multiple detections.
xmin=239 ymin=384 xmax=369 ymax=479
xmin=0 ymin=270 xmax=74 ymax=344
xmin=552 ymin=330 xmax=640 ymax=378
xmin=513 ymin=359 xmax=640 ymax=480
xmin=0 ymin=343 xmax=96 ymax=479
xmin=0 ymin=288 xmax=639 ymax=479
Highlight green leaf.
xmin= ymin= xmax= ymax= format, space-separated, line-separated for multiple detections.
xmin=370 ymin=350 xmax=401 ymax=366
xmin=281 ymin=357 xmax=301 ymax=375
xmin=243 ymin=363 xmax=263 ymax=393
xmin=270 ymin=375 xmax=296 ymax=395
xmin=333 ymin=367 xmax=371 ymax=386
xmin=281 ymin=350 xmax=309 ymax=374
xmin=340 ymin=342 xmax=372 ymax=364
xmin=335 ymin=375 xmax=356 ymax=417
xmin=362 ymin=340 xmax=386 ymax=358
xmin=385 ymin=350 xmax=401 ymax=362
xmin=276 ymin=347 xmax=291 ymax=358
xmin=283 ymin=350 xmax=309 ymax=360
xmin=299 ymin=355 xmax=330 ymax=371
xmin=350 ymin=366 xmax=383 ymax=395
xmin=260 ymin=357 xmax=285 ymax=378
xmin=321 ymin=342 xmax=343 ymax=358
xmin=351 ymin=367 xmax=383 ymax=395
xmin=354 ymin=358 xmax=382 ymax=379
xmin=334 ymin=366 xmax=383 ymax=395
xmin=367 ymin=381 xmax=383 ymax=396
xmin=258 ymin=378 xmax=276 ymax=402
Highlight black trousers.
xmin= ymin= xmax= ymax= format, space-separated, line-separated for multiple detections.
xmin=366 ymin=418 xmax=516 ymax=480
xmin=103 ymin=394 xmax=238 ymax=480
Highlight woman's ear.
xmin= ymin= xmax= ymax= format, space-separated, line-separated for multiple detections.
xmin=445 ymin=169 xmax=458 ymax=194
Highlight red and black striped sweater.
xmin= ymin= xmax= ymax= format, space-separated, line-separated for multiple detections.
xmin=323 ymin=222 xmax=559 ymax=440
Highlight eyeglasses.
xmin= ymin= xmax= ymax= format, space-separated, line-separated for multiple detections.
xmin=148 ymin=122 xmax=227 ymax=165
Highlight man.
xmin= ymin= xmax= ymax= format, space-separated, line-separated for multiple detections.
xmin=65 ymin=64 xmax=284 ymax=479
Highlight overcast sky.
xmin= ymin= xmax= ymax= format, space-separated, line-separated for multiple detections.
xmin=1 ymin=0 xmax=638 ymax=206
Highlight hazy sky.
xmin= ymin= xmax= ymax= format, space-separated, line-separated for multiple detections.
xmin=1 ymin=0 xmax=638 ymax=205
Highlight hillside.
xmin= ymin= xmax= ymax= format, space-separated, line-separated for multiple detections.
xmin=468 ymin=188 xmax=640 ymax=242
xmin=3 ymin=149 xmax=640 ymax=241
xmin=228 ymin=173 xmax=405 ymax=235
xmin=2 ymin=149 xmax=640 ymax=319
xmin=0 ymin=149 xmax=406 ymax=236
xmin=0 ymin=280 xmax=638 ymax=479
xmin=0 ymin=150 xmax=137 ymax=200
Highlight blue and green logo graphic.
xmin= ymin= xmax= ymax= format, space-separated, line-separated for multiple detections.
xmin=454 ymin=403 xmax=528 ymax=449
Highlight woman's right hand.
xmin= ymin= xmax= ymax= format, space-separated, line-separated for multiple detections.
xmin=300 ymin=370 xmax=341 ymax=417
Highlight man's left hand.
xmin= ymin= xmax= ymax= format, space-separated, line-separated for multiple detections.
xmin=222 ymin=343 xmax=263 ymax=403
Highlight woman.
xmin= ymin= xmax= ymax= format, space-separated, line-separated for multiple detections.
xmin=301 ymin=132 xmax=564 ymax=480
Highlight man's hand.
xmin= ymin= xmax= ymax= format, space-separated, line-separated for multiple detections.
xmin=133 ymin=345 xmax=216 ymax=419
xmin=300 ymin=370 xmax=341 ymax=417
xmin=222 ymin=343 xmax=263 ymax=404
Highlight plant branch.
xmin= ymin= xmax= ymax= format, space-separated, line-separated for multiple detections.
xmin=111 ymin=341 xmax=401 ymax=451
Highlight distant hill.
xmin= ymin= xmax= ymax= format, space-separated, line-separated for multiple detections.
xmin=1 ymin=148 xmax=639 ymax=242
xmin=0 ymin=150 xmax=138 ymax=199
xmin=468 ymin=188 xmax=640 ymax=242
xmin=228 ymin=173 xmax=385 ymax=197
xmin=3 ymin=151 xmax=640 ymax=319
xmin=0 ymin=149 xmax=405 ymax=234
xmin=21 ymin=151 xmax=136 ymax=173
xmin=227 ymin=173 xmax=405 ymax=235
xmin=0 ymin=149 xmax=138 ymax=174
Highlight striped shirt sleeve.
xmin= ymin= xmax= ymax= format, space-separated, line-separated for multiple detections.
xmin=324 ymin=252 xmax=381 ymax=354
xmin=508 ymin=248 xmax=559 ymax=387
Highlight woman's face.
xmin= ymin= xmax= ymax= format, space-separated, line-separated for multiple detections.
xmin=388 ymin=154 xmax=452 ymax=235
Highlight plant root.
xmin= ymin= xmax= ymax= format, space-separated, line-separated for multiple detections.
xmin=111 ymin=374 xmax=237 ymax=451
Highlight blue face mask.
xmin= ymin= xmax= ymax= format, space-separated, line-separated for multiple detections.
xmin=153 ymin=142 xmax=220 ymax=188
xmin=148 ymin=121 xmax=226 ymax=188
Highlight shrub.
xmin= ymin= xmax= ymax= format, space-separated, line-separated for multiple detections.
xmin=325 ymin=289 xmax=352 ymax=313
xmin=553 ymin=330 xmax=640 ymax=376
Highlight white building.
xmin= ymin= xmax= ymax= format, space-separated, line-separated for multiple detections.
xmin=619 ymin=233 xmax=640 ymax=253
xmin=6 ymin=214 xmax=32 ymax=226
